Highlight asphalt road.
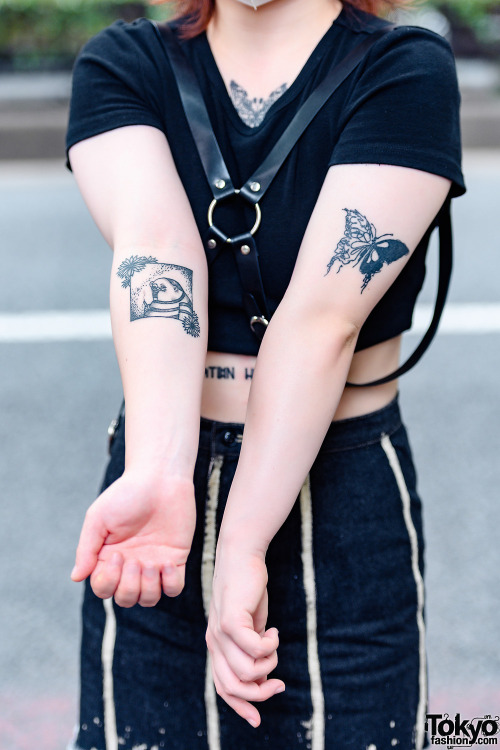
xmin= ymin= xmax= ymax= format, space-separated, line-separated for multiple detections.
xmin=0 ymin=153 xmax=499 ymax=749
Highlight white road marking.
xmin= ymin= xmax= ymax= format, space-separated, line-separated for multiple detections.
xmin=0 ymin=159 xmax=74 ymax=186
xmin=0 ymin=310 xmax=112 ymax=342
xmin=0 ymin=303 xmax=499 ymax=343
xmin=412 ymin=303 xmax=500 ymax=334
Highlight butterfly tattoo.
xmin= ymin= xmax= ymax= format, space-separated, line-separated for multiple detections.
xmin=325 ymin=209 xmax=410 ymax=293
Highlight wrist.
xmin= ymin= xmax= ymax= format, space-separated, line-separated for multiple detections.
xmin=216 ymin=522 xmax=270 ymax=561
xmin=122 ymin=395 xmax=202 ymax=480
xmin=125 ymin=452 xmax=195 ymax=481
xmin=124 ymin=422 xmax=198 ymax=482
xmin=122 ymin=462 xmax=194 ymax=499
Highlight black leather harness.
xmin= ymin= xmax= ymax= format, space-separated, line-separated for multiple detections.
xmin=153 ymin=20 xmax=453 ymax=388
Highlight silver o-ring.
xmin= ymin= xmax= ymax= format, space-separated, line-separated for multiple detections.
xmin=207 ymin=189 xmax=262 ymax=243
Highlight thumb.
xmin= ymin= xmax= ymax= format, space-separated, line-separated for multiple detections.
xmin=71 ymin=508 xmax=108 ymax=582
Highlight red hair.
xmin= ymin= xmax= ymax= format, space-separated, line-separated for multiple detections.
xmin=151 ymin=0 xmax=414 ymax=39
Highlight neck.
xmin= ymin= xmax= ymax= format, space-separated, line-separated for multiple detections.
xmin=207 ymin=0 xmax=343 ymax=60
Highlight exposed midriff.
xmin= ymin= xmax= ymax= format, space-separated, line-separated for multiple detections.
xmin=201 ymin=335 xmax=402 ymax=424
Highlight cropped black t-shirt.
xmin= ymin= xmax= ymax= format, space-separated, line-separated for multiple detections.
xmin=66 ymin=5 xmax=466 ymax=355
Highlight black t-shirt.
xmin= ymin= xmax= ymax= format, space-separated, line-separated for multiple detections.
xmin=66 ymin=5 xmax=466 ymax=355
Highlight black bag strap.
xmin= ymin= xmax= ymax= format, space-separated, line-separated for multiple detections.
xmin=348 ymin=200 xmax=452 ymax=386
xmin=153 ymin=20 xmax=453 ymax=388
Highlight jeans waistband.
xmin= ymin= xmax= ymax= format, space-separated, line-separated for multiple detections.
xmin=199 ymin=394 xmax=402 ymax=457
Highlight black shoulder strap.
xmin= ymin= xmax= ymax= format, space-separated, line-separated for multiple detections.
xmin=155 ymin=22 xmax=236 ymax=201
xmin=347 ymin=200 xmax=452 ymax=387
xmin=153 ymin=21 xmax=453 ymax=388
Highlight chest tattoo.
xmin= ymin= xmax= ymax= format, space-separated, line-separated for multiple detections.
xmin=229 ymin=80 xmax=288 ymax=128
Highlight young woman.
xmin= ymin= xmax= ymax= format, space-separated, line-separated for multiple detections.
xmin=66 ymin=1 xmax=465 ymax=748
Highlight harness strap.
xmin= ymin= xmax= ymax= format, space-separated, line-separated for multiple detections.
xmin=238 ymin=31 xmax=395 ymax=205
xmin=155 ymin=22 xmax=236 ymax=201
xmin=153 ymin=20 xmax=453 ymax=387
xmin=156 ymin=21 xmax=394 ymax=208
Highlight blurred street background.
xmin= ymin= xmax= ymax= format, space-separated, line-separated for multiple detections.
xmin=0 ymin=1 xmax=499 ymax=748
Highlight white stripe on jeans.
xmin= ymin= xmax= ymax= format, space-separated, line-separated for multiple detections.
xmin=102 ymin=597 xmax=118 ymax=750
xmin=381 ymin=434 xmax=427 ymax=750
xmin=300 ymin=475 xmax=325 ymax=750
xmin=201 ymin=455 xmax=223 ymax=750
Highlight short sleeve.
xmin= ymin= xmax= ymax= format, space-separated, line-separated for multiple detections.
xmin=329 ymin=26 xmax=466 ymax=198
xmin=65 ymin=19 xmax=166 ymax=170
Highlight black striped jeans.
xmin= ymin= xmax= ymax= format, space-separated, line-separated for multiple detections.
xmin=71 ymin=395 xmax=430 ymax=750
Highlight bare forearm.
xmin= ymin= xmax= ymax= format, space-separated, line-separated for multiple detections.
xmin=110 ymin=245 xmax=208 ymax=480
xmin=217 ymin=299 xmax=357 ymax=554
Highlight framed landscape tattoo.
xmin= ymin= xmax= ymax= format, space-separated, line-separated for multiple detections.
xmin=116 ymin=255 xmax=200 ymax=337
